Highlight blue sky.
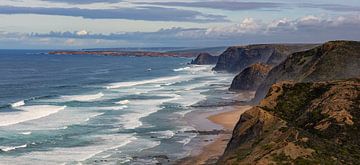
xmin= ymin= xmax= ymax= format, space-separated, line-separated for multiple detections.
xmin=0 ymin=0 xmax=359 ymax=49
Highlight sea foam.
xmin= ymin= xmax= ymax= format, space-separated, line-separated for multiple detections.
xmin=115 ymin=100 xmax=130 ymax=105
xmin=118 ymin=95 xmax=179 ymax=129
xmin=61 ymin=92 xmax=104 ymax=102
xmin=98 ymin=105 xmax=128 ymax=110
xmin=173 ymin=67 xmax=191 ymax=72
xmin=106 ymin=76 xmax=181 ymax=89
xmin=151 ymin=130 xmax=175 ymax=139
xmin=0 ymin=144 xmax=27 ymax=152
xmin=20 ymin=131 xmax=32 ymax=135
xmin=10 ymin=100 xmax=25 ymax=108
xmin=0 ymin=105 xmax=66 ymax=127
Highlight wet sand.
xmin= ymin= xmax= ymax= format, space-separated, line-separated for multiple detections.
xmin=178 ymin=105 xmax=252 ymax=165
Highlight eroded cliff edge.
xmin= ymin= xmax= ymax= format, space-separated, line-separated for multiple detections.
xmin=219 ymin=78 xmax=360 ymax=164
xmin=254 ymin=40 xmax=360 ymax=103
xmin=191 ymin=53 xmax=219 ymax=65
xmin=229 ymin=63 xmax=271 ymax=91
xmin=212 ymin=44 xmax=318 ymax=73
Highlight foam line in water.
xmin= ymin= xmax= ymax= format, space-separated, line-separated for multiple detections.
xmin=173 ymin=67 xmax=191 ymax=72
xmin=0 ymin=134 xmax=137 ymax=164
xmin=106 ymin=76 xmax=181 ymax=89
xmin=0 ymin=144 xmax=27 ymax=152
xmin=10 ymin=100 xmax=25 ymax=108
xmin=174 ymin=65 xmax=213 ymax=73
xmin=20 ymin=131 xmax=32 ymax=135
xmin=177 ymin=126 xmax=197 ymax=146
xmin=115 ymin=100 xmax=130 ymax=105
xmin=61 ymin=92 xmax=104 ymax=102
xmin=98 ymin=105 xmax=128 ymax=110
xmin=150 ymin=130 xmax=175 ymax=139
xmin=0 ymin=105 xmax=66 ymax=127
xmin=118 ymin=96 xmax=179 ymax=129
xmin=80 ymin=135 xmax=137 ymax=162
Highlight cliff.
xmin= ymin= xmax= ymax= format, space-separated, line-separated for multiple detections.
xmin=229 ymin=63 xmax=271 ymax=91
xmin=213 ymin=44 xmax=317 ymax=73
xmin=191 ymin=53 xmax=219 ymax=65
xmin=219 ymin=78 xmax=360 ymax=164
xmin=254 ymin=40 xmax=360 ymax=103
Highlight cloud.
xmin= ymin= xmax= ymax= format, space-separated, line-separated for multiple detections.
xmin=76 ymin=30 xmax=88 ymax=36
xmin=29 ymin=28 xmax=207 ymax=41
xmin=299 ymin=3 xmax=360 ymax=12
xmin=41 ymin=0 xmax=121 ymax=4
xmin=137 ymin=1 xmax=283 ymax=11
xmin=0 ymin=5 xmax=228 ymax=22
xmin=3 ymin=14 xmax=360 ymax=48
xmin=138 ymin=1 xmax=360 ymax=13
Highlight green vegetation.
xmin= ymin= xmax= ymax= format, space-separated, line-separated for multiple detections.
xmin=269 ymin=83 xmax=331 ymax=121
xmin=236 ymin=150 xmax=251 ymax=161
xmin=271 ymin=152 xmax=292 ymax=165
xmin=261 ymin=143 xmax=274 ymax=150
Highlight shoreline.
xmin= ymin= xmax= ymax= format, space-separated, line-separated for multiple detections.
xmin=178 ymin=105 xmax=252 ymax=164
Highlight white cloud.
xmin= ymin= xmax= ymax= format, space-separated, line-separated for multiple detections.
xmin=266 ymin=18 xmax=296 ymax=32
xmin=76 ymin=30 xmax=88 ymax=36
xmin=1 ymin=14 xmax=360 ymax=49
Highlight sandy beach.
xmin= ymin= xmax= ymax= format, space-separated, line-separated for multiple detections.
xmin=178 ymin=105 xmax=252 ymax=165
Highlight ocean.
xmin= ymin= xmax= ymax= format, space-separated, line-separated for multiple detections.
xmin=0 ymin=50 xmax=238 ymax=164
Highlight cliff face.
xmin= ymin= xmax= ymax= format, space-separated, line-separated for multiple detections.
xmin=219 ymin=78 xmax=360 ymax=165
xmin=229 ymin=63 xmax=271 ymax=91
xmin=191 ymin=53 xmax=219 ymax=65
xmin=213 ymin=44 xmax=317 ymax=73
xmin=254 ymin=40 xmax=360 ymax=103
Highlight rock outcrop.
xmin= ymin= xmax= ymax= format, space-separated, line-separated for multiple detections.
xmin=191 ymin=53 xmax=219 ymax=65
xmin=254 ymin=40 xmax=360 ymax=103
xmin=229 ymin=63 xmax=271 ymax=91
xmin=213 ymin=44 xmax=317 ymax=73
xmin=219 ymin=78 xmax=360 ymax=164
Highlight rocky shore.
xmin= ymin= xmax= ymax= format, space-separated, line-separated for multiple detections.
xmin=184 ymin=40 xmax=360 ymax=165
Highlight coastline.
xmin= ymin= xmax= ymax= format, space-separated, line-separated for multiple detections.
xmin=178 ymin=105 xmax=252 ymax=165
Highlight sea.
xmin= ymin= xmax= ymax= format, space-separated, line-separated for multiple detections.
xmin=0 ymin=50 xmax=240 ymax=165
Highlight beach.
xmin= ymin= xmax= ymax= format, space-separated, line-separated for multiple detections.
xmin=179 ymin=105 xmax=252 ymax=165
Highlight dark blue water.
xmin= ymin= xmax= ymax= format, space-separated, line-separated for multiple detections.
xmin=0 ymin=50 xmax=186 ymax=109
xmin=0 ymin=50 xmax=237 ymax=165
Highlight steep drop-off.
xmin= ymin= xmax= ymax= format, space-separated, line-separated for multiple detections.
xmin=219 ymin=78 xmax=360 ymax=164
xmin=213 ymin=44 xmax=317 ymax=73
xmin=191 ymin=53 xmax=219 ymax=65
xmin=254 ymin=40 xmax=360 ymax=103
xmin=230 ymin=63 xmax=271 ymax=91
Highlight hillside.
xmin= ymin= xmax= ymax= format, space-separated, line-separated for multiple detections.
xmin=219 ymin=78 xmax=360 ymax=164
xmin=213 ymin=44 xmax=317 ymax=73
xmin=229 ymin=63 xmax=271 ymax=91
xmin=254 ymin=40 xmax=360 ymax=103
xmin=191 ymin=53 xmax=219 ymax=65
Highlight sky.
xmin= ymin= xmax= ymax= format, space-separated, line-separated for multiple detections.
xmin=0 ymin=0 xmax=359 ymax=49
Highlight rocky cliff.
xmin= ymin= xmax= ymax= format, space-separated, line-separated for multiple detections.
xmin=213 ymin=44 xmax=317 ymax=73
xmin=191 ymin=53 xmax=219 ymax=65
xmin=219 ymin=78 xmax=360 ymax=164
xmin=254 ymin=40 xmax=360 ymax=103
xmin=229 ymin=63 xmax=271 ymax=91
